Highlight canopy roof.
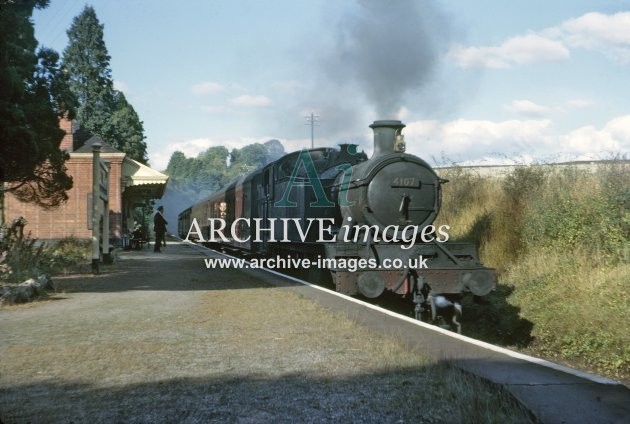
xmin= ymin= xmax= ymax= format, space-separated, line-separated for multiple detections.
xmin=122 ymin=158 xmax=169 ymax=200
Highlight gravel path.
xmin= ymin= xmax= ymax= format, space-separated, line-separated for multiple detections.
xmin=0 ymin=242 xmax=531 ymax=423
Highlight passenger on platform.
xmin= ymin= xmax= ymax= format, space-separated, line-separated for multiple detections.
xmin=154 ymin=206 xmax=168 ymax=252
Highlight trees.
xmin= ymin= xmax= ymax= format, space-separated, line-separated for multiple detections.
xmin=62 ymin=6 xmax=112 ymax=138
xmin=62 ymin=6 xmax=147 ymax=163
xmin=160 ymin=140 xmax=286 ymax=233
xmin=106 ymin=91 xmax=148 ymax=163
xmin=164 ymin=141 xmax=286 ymax=202
xmin=0 ymin=0 xmax=76 ymax=222
xmin=166 ymin=147 xmax=230 ymax=196
xmin=165 ymin=152 xmax=189 ymax=179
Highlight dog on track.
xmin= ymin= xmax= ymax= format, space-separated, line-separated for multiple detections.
xmin=428 ymin=293 xmax=463 ymax=334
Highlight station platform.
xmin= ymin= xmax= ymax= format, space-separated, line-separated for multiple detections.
xmin=1 ymin=241 xmax=628 ymax=423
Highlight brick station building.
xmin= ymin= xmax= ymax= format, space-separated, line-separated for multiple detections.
xmin=3 ymin=118 xmax=168 ymax=249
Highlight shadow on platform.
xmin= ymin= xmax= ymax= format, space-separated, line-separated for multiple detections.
xmin=0 ymin=363 xmax=535 ymax=423
xmin=53 ymin=242 xmax=291 ymax=294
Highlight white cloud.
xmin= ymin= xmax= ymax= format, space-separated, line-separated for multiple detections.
xmin=406 ymin=118 xmax=552 ymax=158
xmin=191 ymin=81 xmax=225 ymax=95
xmin=561 ymin=115 xmax=630 ymax=154
xmin=449 ymin=11 xmax=630 ymax=68
xmin=555 ymin=12 xmax=630 ymax=63
xmin=229 ymin=95 xmax=272 ymax=107
xmin=505 ymin=99 xmax=553 ymax=117
xmin=449 ymin=34 xmax=569 ymax=68
xmin=148 ymin=115 xmax=630 ymax=170
xmin=404 ymin=115 xmax=630 ymax=164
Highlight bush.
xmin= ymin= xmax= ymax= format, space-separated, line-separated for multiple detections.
xmin=1 ymin=220 xmax=90 ymax=284
xmin=0 ymin=219 xmax=49 ymax=283
xmin=436 ymin=166 xmax=531 ymax=270
xmin=47 ymin=237 xmax=91 ymax=274
xmin=522 ymin=165 xmax=628 ymax=262
xmin=436 ymin=161 xmax=630 ymax=379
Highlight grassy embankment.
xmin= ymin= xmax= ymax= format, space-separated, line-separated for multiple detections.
xmin=435 ymin=161 xmax=629 ymax=380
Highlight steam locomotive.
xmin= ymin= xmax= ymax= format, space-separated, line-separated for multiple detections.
xmin=178 ymin=120 xmax=495 ymax=331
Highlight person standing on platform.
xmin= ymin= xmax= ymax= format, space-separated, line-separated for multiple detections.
xmin=153 ymin=206 xmax=168 ymax=252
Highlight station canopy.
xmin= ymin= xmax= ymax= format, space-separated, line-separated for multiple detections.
xmin=122 ymin=158 xmax=169 ymax=202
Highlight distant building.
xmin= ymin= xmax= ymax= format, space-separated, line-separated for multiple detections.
xmin=3 ymin=117 xmax=168 ymax=248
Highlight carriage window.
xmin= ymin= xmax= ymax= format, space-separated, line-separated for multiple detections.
xmin=215 ymin=201 xmax=227 ymax=219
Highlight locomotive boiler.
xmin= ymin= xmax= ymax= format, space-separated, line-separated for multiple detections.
xmin=179 ymin=120 xmax=496 ymax=331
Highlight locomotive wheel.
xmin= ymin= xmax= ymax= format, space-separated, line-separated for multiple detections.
xmin=357 ymin=272 xmax=386 ymax=298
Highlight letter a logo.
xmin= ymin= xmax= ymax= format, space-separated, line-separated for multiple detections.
xmin=274 ymin=149 xmax=334 ymax=207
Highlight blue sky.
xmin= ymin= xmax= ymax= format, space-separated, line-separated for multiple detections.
xmin=33 ymin=0 xmax=630 ymax=169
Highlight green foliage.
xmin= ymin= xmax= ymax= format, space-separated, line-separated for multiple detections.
xmin=502 ymin=166 xmax=547 ymax=209
xmin=522 ymin=164 xmax=629 ymax=261
xmin=435 ymin=168 xmax=519 ymax=268
xmin=0 ymin=0 xmax=76 ymax=210
xmin=62 ymin=6 xmax=147 ymax=163
xmin=557 ymin=332 xmax=627 ymax=376
xmin=227 ymin=143 xmax=269 ymax=178
xmin=0 ymin=222 xmax=90 ymax=283
xmin=131 ymin=201 xmax=154 ymax=237
xmin=47 ymin=237 xmax=91 ymax=273
xmin=62 ymin=6 xmax=113 ymax=135
xmin=104 ymin=91 xmax=148 ymax=163
xmin=0 ymin=237 xmax=47 ymax=283
xmin=0 ymin=218 xmax=48 ymax=282
xmin=440 ymin=167 xmax=487 ymax=208
xmin=502 ymin=247 xmax=629 ymax=378
xmin=438 ymin=161 xmax=630 ymax=379
xmin=164 ymin=140 xmax=286 ymax=205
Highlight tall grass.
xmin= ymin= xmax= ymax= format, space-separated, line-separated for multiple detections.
xmin=436 ymin=161 xmax=630 ymax=379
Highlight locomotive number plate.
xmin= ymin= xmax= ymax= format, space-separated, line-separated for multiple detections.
xmin=391 ymin=177 xmax=419 ymax=188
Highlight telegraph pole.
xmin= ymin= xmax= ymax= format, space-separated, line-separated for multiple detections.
xmin=305 ymin=112 xmax=320 ymax=148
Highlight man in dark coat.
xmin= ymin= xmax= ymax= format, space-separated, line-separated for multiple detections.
xmin=154 ymin=206 xmax=168 ymax=252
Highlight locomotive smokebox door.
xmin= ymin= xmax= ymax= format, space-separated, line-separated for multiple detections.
xmin=367 ymin=161 xmax=438 ymax=227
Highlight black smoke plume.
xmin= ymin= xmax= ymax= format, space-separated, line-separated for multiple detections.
xmin=325 ymin=0 xmax=451 ymax=118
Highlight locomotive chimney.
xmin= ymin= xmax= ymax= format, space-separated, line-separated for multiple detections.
xmin=369 ymin=120 xmax=406 ymax=158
